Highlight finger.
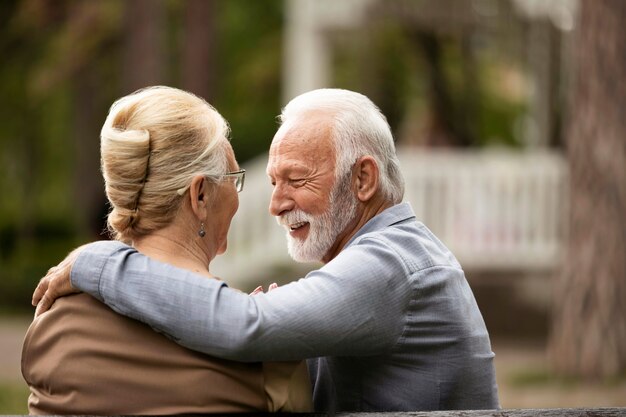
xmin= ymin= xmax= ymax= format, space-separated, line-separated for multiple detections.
xmin=250 ymin=286 xmax=263 ymax=295
xmin=268 ymin=283 xmax=278 ymax=291
xmin=32 ymin=277 xmax=50 ymax=306
xmin=35 ymin=293 xmax=53 ymax=317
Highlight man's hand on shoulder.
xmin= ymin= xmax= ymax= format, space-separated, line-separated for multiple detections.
xmin=32 ymin=244 xmax=87 ymax=316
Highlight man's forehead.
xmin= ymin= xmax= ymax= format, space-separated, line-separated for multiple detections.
xmin=266 ymin=144 xmax=317 ymax=173
xmin=267 ymin=120 xmax=335 ymax=174
xmin=269 ymin=132 xmax=332 ymax=162
xmin=274 ymin=109 xmax=333 ymax=139
xmin=272 ymin=113 xmax=333 ymax=152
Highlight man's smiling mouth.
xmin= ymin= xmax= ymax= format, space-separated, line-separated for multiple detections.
xmin=290 ymin=221 xmax=308 ymax=231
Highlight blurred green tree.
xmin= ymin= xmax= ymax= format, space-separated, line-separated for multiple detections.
xmin=0 ymin=0 xmax=283 ymax=310
xmin=333 ymin=0 xmax=530 ymax=148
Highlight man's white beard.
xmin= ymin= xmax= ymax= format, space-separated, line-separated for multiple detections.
xmin=277 ymin=177 xmax=358 ymax=263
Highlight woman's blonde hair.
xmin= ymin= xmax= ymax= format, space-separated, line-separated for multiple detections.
xmin=101 ymin=86 xmax=230 ymax=243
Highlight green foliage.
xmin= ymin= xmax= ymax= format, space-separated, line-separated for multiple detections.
xmin=0 ymin=382 xmax=29 ymax=415
xmin=509 ymin=367 xmax=626 ymax=389
xmin=0 ymin=0 xmax=81 ymax=309
xmin=334 ymin=22 xmax=414 ymax=135
xmin=214 ymin=0 xmax=283 ymax=162
xmin=0 ymin=231 xmax=79 ymax=313
xmin=0 ymin=0 xmax=284 ymax=308
xmin=509 ymin=368 xmax=578 ymax=388
xmin=332 ymin=11 xmax=529 ymax=147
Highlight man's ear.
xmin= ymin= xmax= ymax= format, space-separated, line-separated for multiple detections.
xmin=354 ymin=156 xmax=379 ymax=202
xmin=188 ymin=175 xmax=210 ymax=220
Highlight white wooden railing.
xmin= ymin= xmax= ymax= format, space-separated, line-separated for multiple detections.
xmin=212 ymin=149 xmax=568 ymax=287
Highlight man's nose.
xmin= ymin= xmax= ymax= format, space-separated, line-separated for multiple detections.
xmin=269 ymin=184 xmax=294 ymax=217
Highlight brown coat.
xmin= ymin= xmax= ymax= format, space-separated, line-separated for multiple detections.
xmin=22 ymin=293 xmax=312 ymax=415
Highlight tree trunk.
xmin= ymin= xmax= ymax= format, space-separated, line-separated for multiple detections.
xmin=180 ymin=0 xmax=217 ymax=101
xmin=549 ymin=0 xmax=626 ymax=378
xmin=66 ymin=1 xmax=109 ymax=238
xmin=122 ymin=0 xmax=165 ymax=93
xmin=73 ymin=64 xmax=109 ymax=239
xmin=412 ymin=30 xmax=475 ymax=147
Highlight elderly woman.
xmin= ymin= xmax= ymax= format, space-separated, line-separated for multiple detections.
xmin=21 ymin=86 xmax=312 ymax=415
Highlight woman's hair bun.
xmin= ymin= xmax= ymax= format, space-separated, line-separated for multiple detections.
xmin=101 ymin=126 xmax=151 ymax=241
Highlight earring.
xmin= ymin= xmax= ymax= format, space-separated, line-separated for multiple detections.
xmin=198 ymin=222 xmax=206 ymax=238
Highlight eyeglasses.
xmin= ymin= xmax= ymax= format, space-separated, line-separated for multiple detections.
xmin=176 ymin=169 xmax=245 ymax=195
xmin=213 ymin=169 xmax=245 ymax=193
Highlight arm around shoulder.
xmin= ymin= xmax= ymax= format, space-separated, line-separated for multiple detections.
xmin=32 ymin=241 xmax=121 ymax=316
xmin=62 ymin=237 xmax=411 ymax=362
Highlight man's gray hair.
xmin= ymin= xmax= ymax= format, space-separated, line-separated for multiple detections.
xmin=279 ymin=88 xmax=405 ymax=204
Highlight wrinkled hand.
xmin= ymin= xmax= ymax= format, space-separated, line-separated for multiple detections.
xmin=250 ymin=282 xmax=279 ymax=295
xmin=32 ymin=245 xmax=86 ymax=316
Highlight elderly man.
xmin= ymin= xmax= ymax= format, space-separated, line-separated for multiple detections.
xmin=34 ymin=89 xmax=499 ymax=412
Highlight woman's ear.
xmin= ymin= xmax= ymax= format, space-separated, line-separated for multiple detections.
xmin=188 ymin=175 xmax=210 ymax=220
xmin=354 ymin=156 xmax=379 ymax=202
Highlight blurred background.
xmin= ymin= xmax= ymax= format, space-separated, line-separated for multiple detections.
xmin=0 ymin=0 xmax=624 ymax=413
